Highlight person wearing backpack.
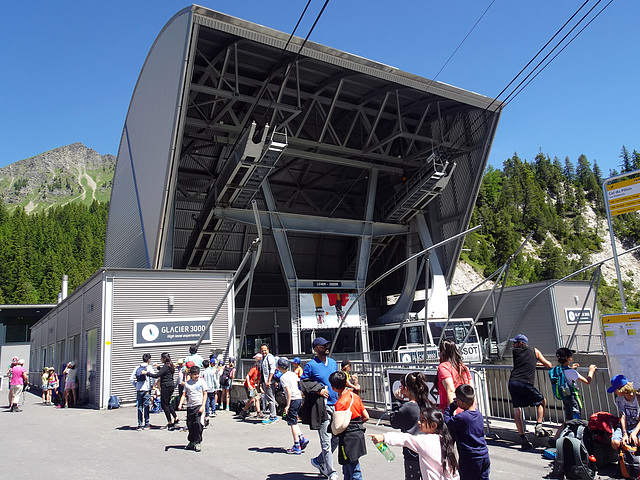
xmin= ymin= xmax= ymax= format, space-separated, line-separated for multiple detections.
xmin=219 ymin=358 xmax=235 ymax=411
xmin=549 ymin=348 xmax=597 ymax=445
xmin=129 ymin=353 xmax=154 ymax=430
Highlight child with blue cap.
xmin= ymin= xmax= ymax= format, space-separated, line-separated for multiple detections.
xmin=608 ymin=374 xmax=640 ymax=451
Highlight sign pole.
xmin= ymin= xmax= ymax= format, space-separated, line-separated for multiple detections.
xmin=602 ymin=170 xmax=640 ymax=312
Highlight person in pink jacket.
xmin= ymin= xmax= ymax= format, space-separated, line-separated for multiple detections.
xmin=370 ymin=406 xmax=459 ymax=480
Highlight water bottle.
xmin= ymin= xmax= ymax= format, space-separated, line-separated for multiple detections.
xmin=375 ymin=441 xmax=395 ymax=461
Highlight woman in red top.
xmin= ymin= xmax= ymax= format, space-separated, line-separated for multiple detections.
xmin=436 ymin=340 xmax=471 ymax=411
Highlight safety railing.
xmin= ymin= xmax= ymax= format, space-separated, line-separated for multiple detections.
xmin=237 ymin=359 xmax=616 ymax=426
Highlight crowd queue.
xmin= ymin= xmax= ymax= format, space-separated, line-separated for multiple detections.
xmin=6 ymin=333 xmax=637 ymax=480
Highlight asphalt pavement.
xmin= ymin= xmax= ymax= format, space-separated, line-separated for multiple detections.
xmin=1 ymin=390 xmax=620 ymax=479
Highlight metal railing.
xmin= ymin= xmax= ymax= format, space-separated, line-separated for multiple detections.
xmin=238 ymin=358 xmax=616 ymax=427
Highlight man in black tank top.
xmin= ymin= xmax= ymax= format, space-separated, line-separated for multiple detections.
xmin=507 ymin=334 xmax=553 ymax=450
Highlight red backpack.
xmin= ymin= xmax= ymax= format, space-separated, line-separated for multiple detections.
xmin=588 ymin=411 xmax=619 ymax=441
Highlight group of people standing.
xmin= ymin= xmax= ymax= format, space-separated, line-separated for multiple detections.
xmin=40 ymin=362 xmax=77 ymax=408
xmin=373 ymin=339 xmax=489 ymax=480
xmin=129 ymin=345 xmax=237 ymax=453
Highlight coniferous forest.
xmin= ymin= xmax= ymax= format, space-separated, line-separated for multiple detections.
xmin=1 ymin=147 xmax=640 ymax=312
xmin=0 ymin=200 xmax=108 ymax=304
xmin=463 ymin=147 xmax=640 ymax=313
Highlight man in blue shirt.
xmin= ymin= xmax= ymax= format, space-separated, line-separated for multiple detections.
xmin=300 ymin=337 xmax=339 ymax=480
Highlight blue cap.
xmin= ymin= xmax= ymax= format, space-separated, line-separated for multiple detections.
xmin=607 ymin=374 xmax=629 ymax=393
xmin=312 ymin=337 xmax=330 ymax=347
xmin=509 ymin=334 xmax=528 ymax=344
xmin=293 ymin=357 xmax=301 ymax=364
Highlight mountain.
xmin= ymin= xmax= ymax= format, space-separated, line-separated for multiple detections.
xmin=0 ymin=143 xmax=115 ymax=214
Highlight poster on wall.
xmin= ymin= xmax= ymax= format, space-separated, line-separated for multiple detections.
xmin=299 ymin=292 xmax=360 ymax=330
xmin=602 ymin=312 xmax=640 ymax=387
xmin=134 ymin=318 xmax=212 ymax=347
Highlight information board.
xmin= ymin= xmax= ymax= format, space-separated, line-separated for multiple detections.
xmin=605 ymin=176 xmax=640 ymax=216
xmin=601 ymin=312 xmax=640 ymax=386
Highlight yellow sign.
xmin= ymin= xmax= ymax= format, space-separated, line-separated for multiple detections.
xmin=601 ymin=312 xmax=640 ymax=387
xmin=606 ymin=176 xmax=640 ymax=216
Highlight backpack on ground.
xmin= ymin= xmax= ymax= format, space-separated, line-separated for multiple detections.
xmin=220 ymin=366 xmax=232 ymax=388
xmin=620 ymin=443 xmax=640 ymax=479
xmin=553 ymin=419 xmax=596 ymax=480
xmin=135 ymin=365 xmax=147 ymax=383
xmin=549 ymin=365 xmax=573 ymax=400
xmin=588 ymin=411 xmax=619 ymax=468
xmin=108 ymin=395 xmax=120 ymax=409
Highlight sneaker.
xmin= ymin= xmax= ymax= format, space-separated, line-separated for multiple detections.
xmin=204 ymin=417 xmax=210 ymax=427
xmin=210 ymin=412 xmax=216 ymax=417
xmin=262 ymin=416 xmax=278 ymax=425
xmin=173 ymin=418 xmax=180 ymax=425
xmin=185 ymin=442 xmax=195 ymax=450
xmin=194 ymin=443 xmax=201 ymax=452
xmin=286 ymin=446 xmax=302 ymax=455
xmin=144 ymin=424 xmax=151 ymax=430
xmin=535 ymin=423 xmax=551 ymax=437
xmin=13 ymin=407 xmax=22 ymax=413
xmin=310 ymin=457 xmax=324 ymax=476
xmin=137 ymin=426 xmax=144 ymax=431
xmin=328 ymin=474 xmax=338 ymax=480
xmin=299 ymin=437 xmax=309 ymax=450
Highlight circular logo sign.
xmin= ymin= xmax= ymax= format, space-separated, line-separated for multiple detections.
xmin=141 ymin=324 xmax=160 ymax=342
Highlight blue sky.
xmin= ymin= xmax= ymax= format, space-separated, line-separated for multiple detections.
xmin=1 ymin=1 xmax=637 ymax=175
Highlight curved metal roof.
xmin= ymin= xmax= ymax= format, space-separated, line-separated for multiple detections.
xmin=105 ymin=6 xmax=503 ymax=309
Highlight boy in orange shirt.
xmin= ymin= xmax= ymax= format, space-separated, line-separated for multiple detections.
xmin=329 ymin=371 xmax=369 ymax=480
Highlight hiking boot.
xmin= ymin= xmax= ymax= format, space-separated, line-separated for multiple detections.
xmin=299 ymin=436 xmax=309 ymax=450
xmin=286 ymin=446 xmax=302 ymax=455
xmin=185 ymin=442 xmax=195 ymax=450
xmin=194 ymin=442 xmax=201 ymax=452
xmin=520 ymin=438 xmax=534 ymax=450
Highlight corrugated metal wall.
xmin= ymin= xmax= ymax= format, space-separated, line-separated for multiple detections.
xmin=109 ymin=271 xmax=232 ymax=404
xmin=104 ymin=9 xmax=193 ymax=269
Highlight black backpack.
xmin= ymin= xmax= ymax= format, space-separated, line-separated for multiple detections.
xmin=220 ymin=366 xmax=232 ymax=388
xmin=553 ymin=419 xmax=596 ymax=480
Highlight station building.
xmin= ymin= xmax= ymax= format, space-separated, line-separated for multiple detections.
xmin=30 ymin=6 xmax=502 ymax=407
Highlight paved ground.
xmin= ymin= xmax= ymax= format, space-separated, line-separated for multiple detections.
xmin=1 ymin=391 xmax=620 ymax=479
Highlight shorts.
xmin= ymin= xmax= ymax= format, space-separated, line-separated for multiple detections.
xmin=562 ymin=395 xmax=581 ymax=421
xmin=612 ymin=427 xmax=624 ymax=442
xmin=286 ymin=398 xmax=302 ymax=426
xmin=42 ymin=384 xmax=50 ymax=390
xmin=508 ymin=380 xmax=544 ymax=408
xmin=245 ymin=387 xmax=259 ymax=398
xmin=221 ymin=384 xmax=231 ymax=390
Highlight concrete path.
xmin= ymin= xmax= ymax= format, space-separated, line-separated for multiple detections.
xmin=1 ymin=391 xmax=619 ymax=479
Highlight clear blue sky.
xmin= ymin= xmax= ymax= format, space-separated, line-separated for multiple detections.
xmin=1 ymin=1 xmax=637 ymax=175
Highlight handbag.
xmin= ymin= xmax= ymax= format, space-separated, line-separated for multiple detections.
xmin=331 ymin=392 xmax=354 ymax=435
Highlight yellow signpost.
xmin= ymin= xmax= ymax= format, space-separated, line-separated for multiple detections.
xmin=605 ymin=176 xmax=640 ymax=216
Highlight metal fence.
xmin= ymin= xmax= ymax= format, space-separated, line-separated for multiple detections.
xmin=237 ymin=358 xmax=616 ymax=426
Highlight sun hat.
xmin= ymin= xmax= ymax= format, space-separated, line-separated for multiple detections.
xmin=607 ymin=374 xmax=629 ymax=393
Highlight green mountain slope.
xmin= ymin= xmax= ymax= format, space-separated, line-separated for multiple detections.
xmin=0 ymin=143 xmax=115 ymax=214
